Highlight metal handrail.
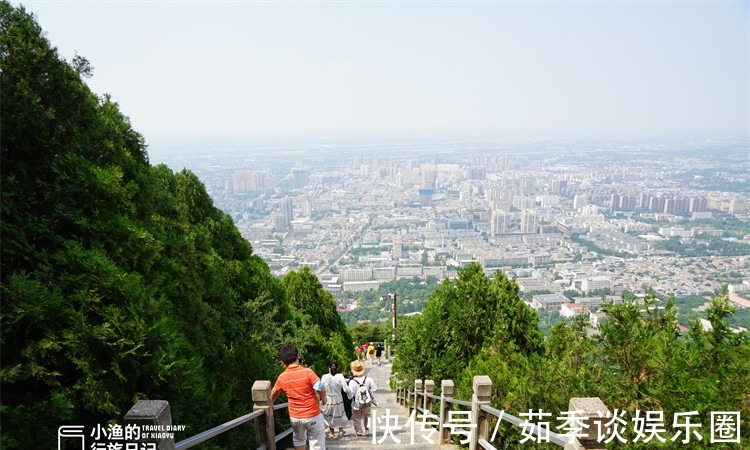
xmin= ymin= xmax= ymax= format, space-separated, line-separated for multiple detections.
xmin=274 ymin=427 xmax=293 ymax=443
xmin=478 ymin=439 xmax=496 ymax=450
xmin=479 ymin=404 xmax=566 ymax=447
xmin=391 ymin=374 xmax=567 ymax=449
xmin=446 ymin=398 xmax=472 ymax=408
xmin=175 ymin=409 xmax=265 ymax=450
xmin=175 ymin=402 xmax=294 ymax=450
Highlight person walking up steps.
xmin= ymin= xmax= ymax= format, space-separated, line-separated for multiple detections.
xmin=347 ymin=360 xmax=378 ymax=436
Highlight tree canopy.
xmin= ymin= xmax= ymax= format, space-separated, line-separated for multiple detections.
xmin=0 ymin=3 xmax=351 ymax=448
xmin=393 ymin=262 xmax=750 ymax=448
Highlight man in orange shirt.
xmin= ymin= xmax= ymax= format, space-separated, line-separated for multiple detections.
xmin=270 ymin=344 xmax=328 ymax=450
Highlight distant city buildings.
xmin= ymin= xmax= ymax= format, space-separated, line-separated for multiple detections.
xmin=177 ymin=139 xmax=748 ymax=322
xmin=275 ymin=197 xmax=293 ymax=230
xmin=233 ymin=171 xmax=265 ymax=192
xmin=521 ymin=210 xmax=538 ymax=234
xmin=291 ymin=167 xmax=309 ymax=189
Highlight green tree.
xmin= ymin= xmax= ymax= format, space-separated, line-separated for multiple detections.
xmin=349 ymin=322 xmax=384 ymax=345
xmin=282 ymin=267 xmax=353 ymax=373
xmin=406 ymin=263 xmax=544 ymax=383
xmin=0 ymin=5 xmax=348 ymax=448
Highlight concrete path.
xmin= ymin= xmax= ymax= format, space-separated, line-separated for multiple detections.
xmin=321 ymin=359 xmax=460 ymax=450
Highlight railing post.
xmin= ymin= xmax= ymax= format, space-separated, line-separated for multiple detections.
xmin=470 ymin=376 xmax=492 ymax=450
xmin=124 ymin=400 xmax=175 ymax=450
xmin=252 ymin=380 xmax=276 ymax=450
xmin=414 ymin=380 xmax=423 ymax=413
xmin=563 ymin=398 xmax=610 ymax=450
xmin=440 ymin=380 xmax=454 ymax=444
xmin=397 ymin=380 xmax=404 ymax=406
xmin=424 ymin=380 xmax=434 ymax=414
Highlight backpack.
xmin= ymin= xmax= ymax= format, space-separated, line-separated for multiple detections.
xmin=354 ymin=377 xmax=372 ymax=407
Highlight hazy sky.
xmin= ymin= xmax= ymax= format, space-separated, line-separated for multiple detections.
xmin=19 ymin=1 xmax=750 ymax=142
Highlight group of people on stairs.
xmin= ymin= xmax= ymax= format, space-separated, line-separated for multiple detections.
xmin=270 ymin=344 xmax=381 ymax=450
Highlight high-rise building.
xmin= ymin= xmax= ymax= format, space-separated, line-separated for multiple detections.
xmin=649 ymin=196 xmax=665 ymax=213
xmin=491 ymin=210 xmax=507 ymax=236
xmin=233 ymin=171 xmax=265 ymax=192
xmin=422 ymin=170 xmax=437 ymax=190
xmin=467 ymin=166 xmax=486 ymax=180
xmin=610 ymin=193 xmax=620 ymax=211
xmin=419 ymin=189 xmax=434 ymax=207
xmin=521 ymin=210 xmax=538 ymax=234
xmin=730 ymin=198 xmax=746 ymax=214
xmin=638 ymin=193 xmax=651 ymax=209
xmin=552 ymin=179 xmax=567 ymax=195
xmin=689 ymin=197 xmax=708 ymax=213
xmin=619 ymin=195 xmax=636 ymax=210
xmin=291 ymin=168 xmax=308 ymax=189
xmin=279 ymin=197 xmax=293 ymax=229
xmin=513 ymin=196 xmax=535 ymax=210
xmin=302 ymin=198 xmax=314 ymax=217
xmin=520 ymin=178 xmax=536 ymax=195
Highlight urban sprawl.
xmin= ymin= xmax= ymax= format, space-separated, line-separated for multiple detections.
xmin=154 ymin=138 xmax=750 ymax=329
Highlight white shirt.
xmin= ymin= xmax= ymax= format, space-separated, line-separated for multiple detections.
xmin=347 ymin=375 xmax=378 ymax=410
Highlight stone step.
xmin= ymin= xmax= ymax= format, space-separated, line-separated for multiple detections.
xmin=321 ymin=360 xmax=459 ymax=450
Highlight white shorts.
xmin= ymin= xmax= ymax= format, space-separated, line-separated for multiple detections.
xmin=290 ymin=413 xmax=326 ymax=449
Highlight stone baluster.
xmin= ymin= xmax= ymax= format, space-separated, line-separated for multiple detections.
xmin=470 ymin=376 xmax=492 ymax=450
xmin=439 ymin=380 xmax=454 ymax=444
xmin=563 ymin=397 xmax=611 ymax=450
xmin=124 ymin=400 xmax=175 ymax=450
xmin=424 ymin=379 xmax=435 ymax=415
xmin=252 ymin=380 xmax=276 ymax=450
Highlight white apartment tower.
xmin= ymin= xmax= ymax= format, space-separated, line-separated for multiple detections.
xmin=491 ymin=210 xmax=507 ymax=236
xmin=279 ymin=197 xmax=293 ymax=229
xmin=521 ymin=210 xmax=538 ymax=234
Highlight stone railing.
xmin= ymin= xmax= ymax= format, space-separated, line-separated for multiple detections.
xmin=123 ymin=380 xmax=291 ymax=450
xmin=124 ymin=374 xmax=610 ymax=450
xmin=393 ymin=373 xmax=611 ymax=450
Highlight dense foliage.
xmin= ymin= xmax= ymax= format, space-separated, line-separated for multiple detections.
xmin=349 ymin=322 xmax=385 ymax=345
xmin=339 ymin=276 xmax=440 ymax=326
xmin=654 ymin=235 xmax=750 ymax=257
xmin=394 ymin=262 xmax=749 ymax=448
xmin=0 ymin=4 xmax=350 ymax=449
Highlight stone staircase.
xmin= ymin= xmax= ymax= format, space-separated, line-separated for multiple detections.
xmin=322 ymin=361 xmax=460 ymax=450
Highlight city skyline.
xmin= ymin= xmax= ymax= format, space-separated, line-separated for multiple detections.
xmin=20 ymin=1 xmax=750 ymax=143
xmin=167 ymin=138 xmax=749 ymax=330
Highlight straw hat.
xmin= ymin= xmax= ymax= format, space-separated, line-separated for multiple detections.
xmin=350 ymin=360 xmax=365 ymax=376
